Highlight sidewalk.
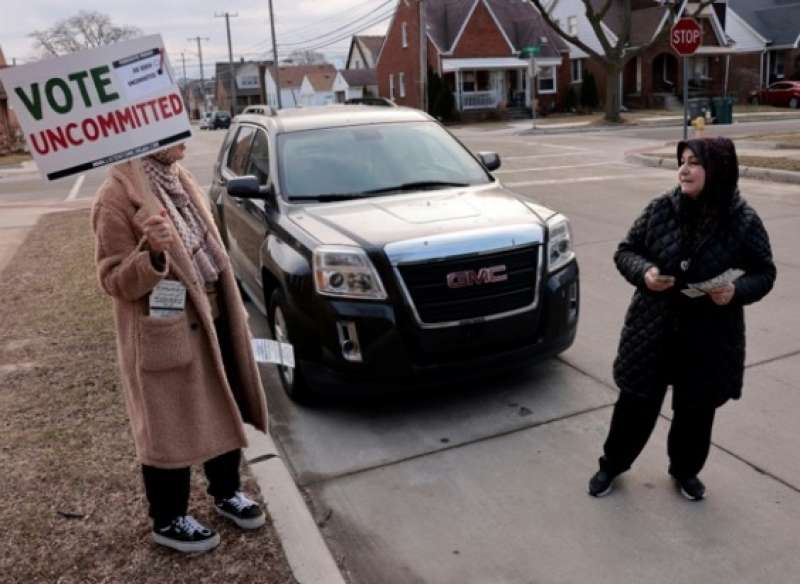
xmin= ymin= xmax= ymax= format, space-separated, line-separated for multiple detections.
xmin=626 ymin=138 xmax=800 ymax=185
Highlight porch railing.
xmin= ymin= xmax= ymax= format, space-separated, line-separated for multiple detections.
xmin=461 ymin=90 xmax=500 ymax=110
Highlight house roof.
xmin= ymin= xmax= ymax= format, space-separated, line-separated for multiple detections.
xmin=0 ymin=46 xmax=7 ymax=100
xmin=340 ymin=68 xmax=377 ymax=86
xmin=215 ymin=60 xmax=270 ymax=95
xmin=728 ymin=0 xmax=800 ymax=47
xmin=357 ymin=35 xmax=385 ymax=57
xmin=425 ymin=0 xmax=568 ymax=58
xmin=272 ymin=64 xmax=337 ymax=91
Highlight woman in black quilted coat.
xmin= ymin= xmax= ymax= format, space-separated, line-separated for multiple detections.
xmin=588 ymin=137 xmax=775 ymax=501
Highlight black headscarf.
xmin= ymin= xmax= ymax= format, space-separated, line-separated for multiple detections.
xmin=676 ymin=137 xmax=740 ymax=253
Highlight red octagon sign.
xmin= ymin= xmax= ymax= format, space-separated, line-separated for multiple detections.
xmin=671 ymin=18 xmax=703 ymax=56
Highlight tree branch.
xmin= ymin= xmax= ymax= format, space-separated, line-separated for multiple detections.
xmin=527 ymin=0 xmax=607 ymax=63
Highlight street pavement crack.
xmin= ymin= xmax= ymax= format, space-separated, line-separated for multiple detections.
xmin=745 ymin=349 xmax=800 ymax=370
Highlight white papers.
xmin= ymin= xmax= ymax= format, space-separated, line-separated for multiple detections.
xmin=149 ymin=279 xmax=186 ymax=318
xmin=114 ymin=48 xmax=173 ymax=101
xmin=252 ymin=338 xmax=295 ymax=368
xmin=681 ymin=268 xmax=745 ymax=298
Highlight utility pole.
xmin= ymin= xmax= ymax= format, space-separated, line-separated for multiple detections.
xmin=180 ymin=52 xmax=189 ymax=114
xmin=267 ymin=0 xmax=283 ymax=109
xmin=216 ymin=11 xmax=239 ymax=116
xmin=188 ymin=36 xmax=210 ymax=114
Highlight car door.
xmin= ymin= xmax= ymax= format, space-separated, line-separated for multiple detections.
xmin=220 ymin=124 xmax=258 ymax=290
xmin=222 ymin=126 xmax=273 ymax=298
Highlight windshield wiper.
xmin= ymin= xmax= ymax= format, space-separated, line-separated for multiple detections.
xmin=288 ymin=193 xmax=366 ymax=202
xmin=362 ymin=181 xmax=469 ymax=195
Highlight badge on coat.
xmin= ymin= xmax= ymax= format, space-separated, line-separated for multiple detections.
xmin=149 ymin=279 xmax=187 ymax=318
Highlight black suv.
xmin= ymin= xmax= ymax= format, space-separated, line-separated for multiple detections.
xmin=208 ymin=106 xmax=579 ymax=401
xmin=210 ymin=111 xmax=232 ymax=129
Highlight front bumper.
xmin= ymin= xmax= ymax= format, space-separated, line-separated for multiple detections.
xmin=288 ymin=261 xmax=579 ymax=394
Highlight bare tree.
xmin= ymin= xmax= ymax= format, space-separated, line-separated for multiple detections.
xmin=528 ymin=0 xmax=717 ymax=122
xmin=29 ymin=11 xmax=142 ymax=58
xmin=283 ymin=49 xmax=328 ymax=65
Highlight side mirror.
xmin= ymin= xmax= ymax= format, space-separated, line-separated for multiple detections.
xmin=227 ymin=175 xmax=273 ymax=200
xmin=479 ymin=151 xmax=501 ymax=172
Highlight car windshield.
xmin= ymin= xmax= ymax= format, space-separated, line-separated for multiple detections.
xmin=277 ymin=122 xmax=492 ymax=201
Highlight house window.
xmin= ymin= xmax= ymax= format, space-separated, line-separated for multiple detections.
xmin=773 ymin=51 xmax=785 ymax=79
xmin=570 ymin=59 xmax=583 ymax=83
xmin=402 ymin=22 xmax=408 ymax=48
xmin=689 ymin=56 xmax=710 ymax=81
xmin=399 ymin=72 xmax=406 ymax=98
xmin=461 ymin=70 xmax=490 ymax=93
xmin=389 ymin=74 xmax=395 ymax=99
xmin=568 ymin=16 xmax=578 ymax=36
xmin=537 ymin=66 xmax=556 ymax=94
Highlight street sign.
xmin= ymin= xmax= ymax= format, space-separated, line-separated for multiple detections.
xmin=670 ymin=18 xmax=703 ymax=56
xmin=519 ymin=46 xmax=540 ymax=58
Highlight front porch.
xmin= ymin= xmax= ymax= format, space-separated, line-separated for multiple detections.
xmin=442 ymin=57 xmax=562 ymax=114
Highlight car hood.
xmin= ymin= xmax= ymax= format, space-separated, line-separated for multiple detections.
xmin=287 ymin=182 xmax=558 ymax=249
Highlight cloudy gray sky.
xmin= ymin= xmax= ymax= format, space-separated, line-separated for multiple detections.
xmin=2 ymin=0 xmax=392 ymax=75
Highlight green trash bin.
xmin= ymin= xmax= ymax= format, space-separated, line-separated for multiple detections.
xmin=711 ymin=97 xmax=734 ymax=124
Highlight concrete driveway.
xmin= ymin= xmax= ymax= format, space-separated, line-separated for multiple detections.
xmin=251 ymin=120 xmax=800 ymax=583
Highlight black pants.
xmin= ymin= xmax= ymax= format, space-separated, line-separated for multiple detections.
xmin=599 ymin=391 xmax=716 ymax=480
xmin=142 ymin=449 xmax=241 ymax=528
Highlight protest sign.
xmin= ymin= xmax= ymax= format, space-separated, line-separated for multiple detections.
xmin=0 ymin=34 xmax=191 ymax=180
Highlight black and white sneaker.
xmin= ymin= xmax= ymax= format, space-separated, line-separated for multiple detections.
xmin=152 ymin=515 xmax=220 ymax=553
xmin=676 ymin=476 xmax=706 ymax=501
xmin=588 ymin=469 xmax=616 ymax=497
xmin=214 ymin=492 xmax=266 ymax=530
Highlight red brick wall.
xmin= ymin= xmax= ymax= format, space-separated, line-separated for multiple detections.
xmin=377 ymin=0 xmax=422 ymax=109
xmin=789 ymin=49 xmax=800 ymax=81
xmin=728 ymin=52 xmax=761 ymax=100
xmin=450 ymin=1 xmax=512 ymax=58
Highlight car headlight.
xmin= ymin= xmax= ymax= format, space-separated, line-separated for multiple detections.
xmin=313 ymin=245 xmax=387 ymax=300
xmin=546 ymin=214 xmax=575 ymax=273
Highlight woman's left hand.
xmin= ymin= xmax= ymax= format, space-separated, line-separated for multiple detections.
xmin=709 ymin=283 xmax=735 ymax=306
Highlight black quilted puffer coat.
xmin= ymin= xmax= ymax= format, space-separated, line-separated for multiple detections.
xmin=613 ymin=138 xmax=776 ymax=408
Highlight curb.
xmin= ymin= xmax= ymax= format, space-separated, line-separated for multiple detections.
xmin=243 ymin=426 xmax=346 ymax=584
xmin=625 ymin=152 xmax=800 ymax=185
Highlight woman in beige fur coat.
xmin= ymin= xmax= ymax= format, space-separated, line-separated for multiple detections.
xmin=92 ymin=143 xmax=268 ymax=553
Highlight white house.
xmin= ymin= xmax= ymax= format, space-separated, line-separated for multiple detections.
xmin=265 ymin=64 xmax=337 ymax=108
xmin=332 ymin=69 xmax=380 ymax=102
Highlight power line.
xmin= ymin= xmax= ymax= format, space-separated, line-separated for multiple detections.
xmin=280 ymin=10 xmax=393 ymax=53
xmin=276 ymin=0 xmax=394 ymax=48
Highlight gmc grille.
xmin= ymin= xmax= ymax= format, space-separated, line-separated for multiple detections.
xmin=396 ymin=245 xmax=540 ymax=324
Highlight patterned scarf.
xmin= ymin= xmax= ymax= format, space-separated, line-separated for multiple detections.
xmin=142 ymin=153 xmax=228 ymax=285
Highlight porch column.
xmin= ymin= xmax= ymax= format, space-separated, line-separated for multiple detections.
xmin=456 ymin=70 xmax=463 ymax=111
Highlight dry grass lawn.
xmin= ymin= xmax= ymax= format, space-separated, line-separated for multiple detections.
xmin=0 ymin=210 xmax=296 ymax=583
xmin=746 ymin=132 xmax=800 ymax=147
xmin=738 ymin=155 xmax=800 ymax=173
xmin=0 ymin=153 xmax=32 ymax=167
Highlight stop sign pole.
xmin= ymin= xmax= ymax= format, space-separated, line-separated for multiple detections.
xmin=671 ymin=18 xmax=703 ymax=139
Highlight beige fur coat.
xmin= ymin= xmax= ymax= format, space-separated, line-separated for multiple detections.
xmin=92 ymin=159 xmax=267 ymax=468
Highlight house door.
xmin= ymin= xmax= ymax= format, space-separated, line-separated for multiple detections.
xmin=652 ymin=53 xmax=678 ymax=93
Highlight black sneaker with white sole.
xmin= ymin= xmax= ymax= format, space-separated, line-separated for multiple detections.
xmin=152 ymin=515 xmax=220 ymax=553
xmin=214 ymin=492 xmax=266 ymax=530
xmin=588 ymin=469 xmax=616 ymax=497
xmin=676 ymin=476 xmax=706 ymax=501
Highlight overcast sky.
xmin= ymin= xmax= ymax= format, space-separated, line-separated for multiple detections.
xmin=2 ymin=0 xmax=392 ymax=76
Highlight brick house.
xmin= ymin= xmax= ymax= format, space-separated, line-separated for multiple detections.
xmin=376 ymin=0 xmax=570 ymax=116
xmin=728 ymin=0 xmax=800 ymax=88
xmin=215 ymin=60 xmax=271 ymax=114
xmin=547 ymin=1 xmax=798 ymax=108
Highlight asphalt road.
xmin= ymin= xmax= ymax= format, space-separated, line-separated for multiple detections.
xmin=3 ymin=119 xmax=799 ymax=583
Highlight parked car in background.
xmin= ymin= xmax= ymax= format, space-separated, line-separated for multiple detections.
xmin=199 ymin=111 xmax=213 ymax=130
xmin=344 ymin=96 xmax=396 ymax=107
xmin=242 ymin=104 xmax=271 ymax=115
xmin=209 ymin=111 xmax=232 ymax=129
xmin=207 ymin=106 xmax=579 ymax=402
xmin=749 ymin=81 xmax=800 ymax=108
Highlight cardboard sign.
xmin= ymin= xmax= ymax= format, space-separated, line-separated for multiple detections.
xmin=0 ymin=35 xmax=191 ymax=181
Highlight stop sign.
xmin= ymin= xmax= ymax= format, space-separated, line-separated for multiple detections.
xmin=671 ymin=18 xmax=703 ymax=56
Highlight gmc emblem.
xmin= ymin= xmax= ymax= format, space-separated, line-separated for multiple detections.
xmin=447 ymin=265 xmax=508 ymax=288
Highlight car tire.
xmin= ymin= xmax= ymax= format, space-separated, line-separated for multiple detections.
xmin=268 ymin=288 xmax=312 ymax=403
xmin=790 ymin=97 xmax=799 ymax=109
